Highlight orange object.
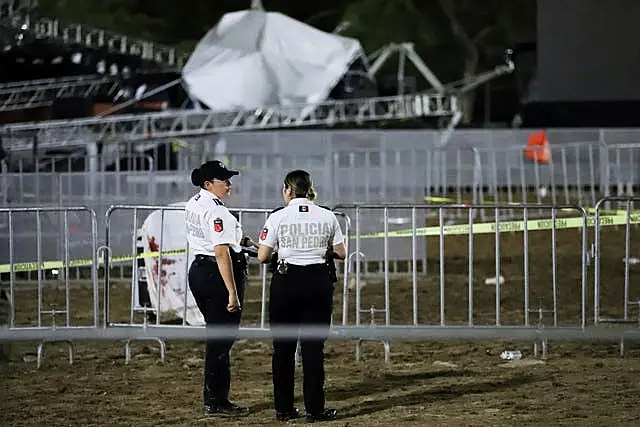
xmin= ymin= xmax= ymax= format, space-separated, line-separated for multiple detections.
xmin=524 ymin=130 xmax=550 ymax=164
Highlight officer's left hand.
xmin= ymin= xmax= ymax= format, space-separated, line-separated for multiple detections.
xmin=228 ymin=293 xmax=241 ymax=313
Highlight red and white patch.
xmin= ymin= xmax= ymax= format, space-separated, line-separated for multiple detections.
xmin=194 ymin=194 xmax=201 ymax=201
xmin=299 ymin=205 xmax=309 ymax=212
xmin=213 ymin=217 xmax=223 ymax=232
xmin=260 ymin=227 xmax=268 ymax=240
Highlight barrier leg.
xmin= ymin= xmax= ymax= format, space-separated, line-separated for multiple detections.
xmin=35 ymin=306 xmax=74 ymax=369
xmin=530 ymin=298 xmax=554 ymax=359
xmin=36 ymin=339 xmax=74 ymax=369
xmin=355 ymin=306 xmax=391 ymax=364
xmin=355 ymin=338 xmax=390 ymax=364
xmin=124 ymin=337 xmax=166 ymax=365
xmin=123 ymin=306 xmax=166 ymax=364
xmin=619 ymin=300 xmax=640 ymax=357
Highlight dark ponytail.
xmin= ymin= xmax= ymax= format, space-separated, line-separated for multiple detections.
xmin=284 ymin=169 xmax=315 ymax=200
xmin=191 ymin=167 xmax=203 ymax=187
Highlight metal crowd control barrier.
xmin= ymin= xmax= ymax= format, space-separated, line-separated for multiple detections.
xmin=593 ymin=196 xmax=640 ymax=355
xmin=103 ymin=204 xmax=350 ymax=363
xmin=0 ymin=206 xmax=99 ymax=368
xmin=2 ymin=154 xmax=155 ymax=207
xmin=336 ymin=202 xmax=589 ymax=361
xmin=8 ymin=200 xmax=640 ymax=362
xmin=471 ymin=142 xmax=602 ymax=212
xmin=600 ymin=144 xmax=640 ymax=202
xmin=104 ymin=204 xmax=196 ymax=362
xmin=8 ymin=154 xmax=155 ymax=174
xmin=104 ymin=205 xmax=185 ymax=362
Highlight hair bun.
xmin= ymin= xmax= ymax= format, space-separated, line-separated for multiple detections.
xmin=190 ymin=168 xmax=202 ymax=187
xmin=307 ymin=187 xmax=316 ymax=201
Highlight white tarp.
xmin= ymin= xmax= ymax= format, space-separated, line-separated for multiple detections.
xmin=136 ymin=202 xmax=205 ymax=326
xmin=182 ymin=9 xmax=364 ymax=118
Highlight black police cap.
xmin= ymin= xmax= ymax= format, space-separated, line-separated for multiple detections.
xmin=191 ymin=160 xmax=239 ymax=186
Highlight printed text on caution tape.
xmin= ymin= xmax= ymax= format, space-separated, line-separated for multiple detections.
xmin=360 ymin=214 xmax=640 ymax=238
xmin=0 ymin=249 xmax=186 ymax=274
xmin=1 ymin=214 xmax=638 ymax=273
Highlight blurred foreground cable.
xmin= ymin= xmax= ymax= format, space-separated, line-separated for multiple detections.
xmin=3 ymin=325 xmax=640 ymax=343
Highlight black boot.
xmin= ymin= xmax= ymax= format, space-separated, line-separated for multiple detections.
xmin=204 ymin=399 xmax=249 ymax=418
xmin=306 ymin=408 xmax=337 ymax=422
xmin=276 ymin=407 xmax=301 ymax=422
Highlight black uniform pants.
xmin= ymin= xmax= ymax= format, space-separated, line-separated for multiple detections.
xmin=269 ymin=263 xmax=333 ymax=415
xmin=188 ymin=253 xmax=246 ymax=404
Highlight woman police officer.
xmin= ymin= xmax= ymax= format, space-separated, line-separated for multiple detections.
xmin=267 ymin=194 xmax=339 ymax=284
xmin=184 ymin=160 xmax=253 ymax=418
xmin=258 ymin=169 xmax=346 ymax=422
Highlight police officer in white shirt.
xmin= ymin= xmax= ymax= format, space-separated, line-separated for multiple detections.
xmin=267 ymin=194 xmax=339 ymax=285
xmin=257 ymin=169 xmax=346 ymax=423
xmin=185 ymin=160 xmax=253 ymax=418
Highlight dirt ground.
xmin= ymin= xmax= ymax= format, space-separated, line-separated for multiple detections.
xmin=3 ymin=223 xmax=640 ymax=426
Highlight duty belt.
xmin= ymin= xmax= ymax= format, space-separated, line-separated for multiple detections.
xmin=195 ymin=252 xmax=247 ymax=270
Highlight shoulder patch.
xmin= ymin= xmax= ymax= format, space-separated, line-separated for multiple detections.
xmin=299 ymin=205 xmax=309 ymax=213
xmin=270 ymin=206 xmax=285 ymax=214
xmin=194 ymin=194 xmax=201 ymax=201
xmin=213 ymin=217 xmax=223 ymax=232
xmin=260 ymin=227 xmax=268 ymax=240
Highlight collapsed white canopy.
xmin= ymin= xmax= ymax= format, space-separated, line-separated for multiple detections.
xmin=182 ymin=9 xmax=364 ymax=117
xmin=137 ymin=202 xmax=205 ymax=326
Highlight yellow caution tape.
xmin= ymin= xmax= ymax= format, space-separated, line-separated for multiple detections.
xmin=2 ymin=211 xmax=639 ymax=272
xmin=0 ymin=249 xmax=186 ymax=274
xmin=360 ymin=213 xmax=640 ymax=239
xmin=424 ymin=195 xmax=638 ymax=216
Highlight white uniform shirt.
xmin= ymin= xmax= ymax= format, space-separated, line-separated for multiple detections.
xmin=184 ymin=188 xmax=243 ymax=255
xmin=259 ymin=198 xmax=344 ymax=266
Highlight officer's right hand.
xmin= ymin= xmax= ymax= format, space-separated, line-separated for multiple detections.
xmin=228 ymin=292 xmax=241 ymax=313
xmin=325 ymin=247 xmax=334 ymax=261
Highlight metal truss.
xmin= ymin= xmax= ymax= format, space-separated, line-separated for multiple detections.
xmin=0 ymin=0 xmax=35 ymax=21
xmin=1 ymin=8 xmax=188 ymax=68
xmin=367 ymin=42 xmax=516 ymax=146
xmin=0 ymin=75 xmax=119 ymax=112
xmin=0 ymin=92 xmax=459 ymax=151
xmin=29 ymin=18 xmax=190 ymax=69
